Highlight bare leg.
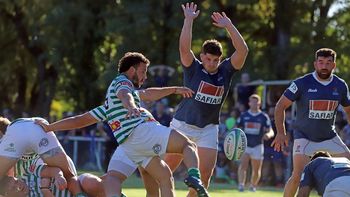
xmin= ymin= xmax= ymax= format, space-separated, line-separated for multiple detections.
xmin=139 ymin=167 xmax=160 ymax=197
xmin=283 ymin=154 xmax=309 ymax=197
xmin=187 ymin=147 xmax=217 ymax=197
xmin=238 ymin=153 xmax=250 ymax=190
xmin=166 ymin=129 xmax=209 ymax=196
xmin=145 ymin=156 xmax=175 ymax=197
xmin=250 ymin=159 xmax=263 ymax=187
xmin=41 ymin=147 xmax=83 ymax=196
xmin=103 ymin=170 xmax=127 ymax=197
xmin=165 ymin=130 xmax=198 ymax=168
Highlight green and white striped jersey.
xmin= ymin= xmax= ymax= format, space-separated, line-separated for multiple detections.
xmin=15 ymin=153 xmax=43 ymax=177
xmin=21 ymin=166 xmax=73 ymax=197
xmin=89 ymin=74 xmax=155 ymax=144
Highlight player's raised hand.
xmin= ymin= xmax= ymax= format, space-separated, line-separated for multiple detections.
xmin=35 ymin=119 xmax=51 ymax=132
xmin=212 ymin=12 xmax=232 ymax=28
xmin=174 ymin=87 xmax=194 ymax=98
xmin=271 ymin=133 xmax=289 ymax=152
xmin=181 ymin=2 xmax=200 ymax=20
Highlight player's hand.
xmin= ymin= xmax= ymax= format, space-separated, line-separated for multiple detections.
xmin=125 ymin=107 xmax=141 ymax=119
xmin=54 ymin=174 xmax=67 ymax=190
xmin=174 ymin=87 xmax=194 ymax=98
xmin=34 ymin=119 xmax=51 ymax=132
xmin=212 ymin=12 xmax=232 ymax=28
xmin=181 ymin=2 xmax=200 ymax=20
xmin=271 ymin=133 xmax=289 ymax=152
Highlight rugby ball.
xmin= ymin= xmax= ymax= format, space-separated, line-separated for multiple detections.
xmin=224 ymin=128 xmax=247 ymax=160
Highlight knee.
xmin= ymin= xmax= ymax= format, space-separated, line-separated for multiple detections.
xmin=157 ymin=169 xmax=174 ymax=187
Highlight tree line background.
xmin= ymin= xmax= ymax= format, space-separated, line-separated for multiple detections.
xmin=1 ymin=0 xmax=350 ymax=118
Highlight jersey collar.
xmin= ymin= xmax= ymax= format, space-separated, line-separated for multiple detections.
xmin=312 ymin=71 xmax=333 ymax=86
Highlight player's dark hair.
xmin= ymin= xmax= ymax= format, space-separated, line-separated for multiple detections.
xmin=315 ymin=48 xmax=337 ymax=62
xmin=118 ymin=52 xmax=150 ymax=73
xmin=0 ymin=116 xmax=10 ymax=135
xmin=202 ymin=39 xmax=223 ymax=56
xmin=310 ymin=151 xmax=331 ymax=161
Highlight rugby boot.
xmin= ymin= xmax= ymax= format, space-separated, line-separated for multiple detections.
xmin=184 ymin=176 xmax=210 ymax=197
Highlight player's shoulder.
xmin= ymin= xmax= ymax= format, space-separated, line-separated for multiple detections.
xmin=294 ymin=73 xmax=313 ymax=83
xmin=332 ymin=74 xmax=347 ymax=85
xmin=260 ymin=111 xmax=270 ymax=119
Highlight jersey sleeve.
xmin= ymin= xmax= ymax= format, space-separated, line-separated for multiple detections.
xmin=114 ymin=79 xmax=134 ymax=95
xmin=341 ymin=81 xmax=350 ymax=107
xmin=89 ymin=105 xmax=107 ymax=121
xmin=264 ymin=113 xmax=272 ymax=131
xmin=220 ymin=58 xmax=238 ymax=78
xmin=299 ymin=163 xmax=315 ymax=189
xmin=283 ymin=79 xmax=301 ymax=101
xmin=182 ymin=58 xmax=201 ymax=81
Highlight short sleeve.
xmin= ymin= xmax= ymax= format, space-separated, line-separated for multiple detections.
xmin=283 ymin=80 xmax=301 ymax=101
xmin=341 ymin=81 xmax=350 ymax=107
xmin=89 ymin=105 xmax=107 ymax=121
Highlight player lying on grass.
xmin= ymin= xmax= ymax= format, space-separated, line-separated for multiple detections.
xmin=0 ymin=117 xmax=86 ymax=196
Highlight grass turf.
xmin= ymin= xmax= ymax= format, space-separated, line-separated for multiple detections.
xmin=120 ymin=174 xmax=319 ymax=197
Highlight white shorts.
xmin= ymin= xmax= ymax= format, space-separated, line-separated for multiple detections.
xmin=324 ymin=176 xmax=350 ymax=197
xmin=245 ymin=144 xmax=264 ymax=160
xmin=108 ymin=147 xmax=137 ymax=177
xmin=115 ymin=121 xmax=171 ymax=169
xmin=293 ymin=135 xmax=350 ymax=156
xmin=0 ymin=119 xmax=62 ymax=159
xmin=171 ymin=118 xmax=218 ymax=150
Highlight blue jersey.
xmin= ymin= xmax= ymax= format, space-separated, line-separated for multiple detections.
xmin=284 ymin=72 xmax=350 ymax=142
xmin=174 ymin=58 xmax=238 ymax=128
xmin=300 ymin=157 xmax=350 ymax=195
xmin=237 ymin=110 xmax=271 ymax=147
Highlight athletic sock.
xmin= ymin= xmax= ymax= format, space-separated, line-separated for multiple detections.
xmin=75 ymin=193 xmax=87 ymax=197
xmin=188 ymin=168 xmax=201 ymax=179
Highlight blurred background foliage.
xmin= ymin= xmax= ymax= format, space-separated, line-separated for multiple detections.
xmin=0 ymin=0 xmax=350 ymax=117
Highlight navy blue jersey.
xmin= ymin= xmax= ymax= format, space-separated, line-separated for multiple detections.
xmin=237 ymin=110 xmax=271 ymax=147
xmin=174 ymin=58 xmax=238 ymax=128
xmin=284 ymin=72 xmax=350 ymax=142
xmin=300 ymin=157 xmax=350 ymax=195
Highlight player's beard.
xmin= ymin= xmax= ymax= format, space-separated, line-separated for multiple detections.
xmin=316 ymin=69 xmax=332 ymax=80
xmin=131 ymin=73 xmax=141 ymax=88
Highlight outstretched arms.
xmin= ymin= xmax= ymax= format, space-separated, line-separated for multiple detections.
xmin=138 ymin=86 xmax=193 ymax=101
xmin=211 ymin=12 xmax=248 ymax=70
xmin=179 ymin=2 xmax=199 ymax=67
xmin=36 ymin=112 xmax=99 ymax=132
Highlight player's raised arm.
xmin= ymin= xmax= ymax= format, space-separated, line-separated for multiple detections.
xmin=179 ymin=2 xmax=199 ymax=67
xmin=138 ymin=86 xmax=194 ymax=101
xmin=212 ymin=12 xmax=248 ymax=70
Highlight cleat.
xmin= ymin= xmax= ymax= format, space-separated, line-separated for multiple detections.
xmin=249 ymin=186 xmax=256 ymax=192
xmin=184 ymin=176 xmax=210 ymax=197
xmin=238 ymin=184 xmax=244 ymax=192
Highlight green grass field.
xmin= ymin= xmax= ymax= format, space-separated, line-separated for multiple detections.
xmin=120 ymin=174 xmax=319 ymax=197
